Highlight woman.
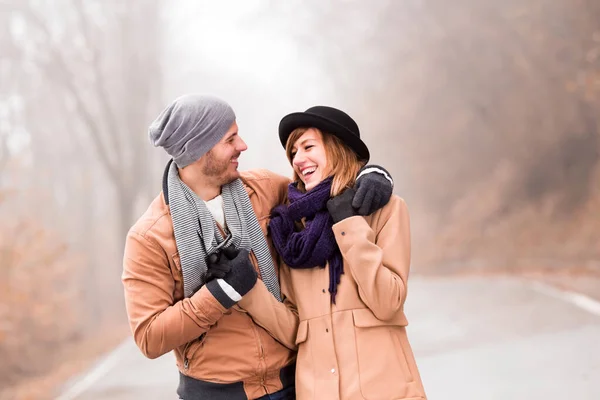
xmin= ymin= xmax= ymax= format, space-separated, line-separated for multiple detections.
xmin=268 ymin=106 xmax=427 ymax=400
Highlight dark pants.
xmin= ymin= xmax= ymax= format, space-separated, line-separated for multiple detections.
xmin=179 ymin=384 xmax=295 ymax=400
xmin=178 ymin=363 xmax=296 ymax=399
xmin=256 ymin=384 xmax=295 ymax=400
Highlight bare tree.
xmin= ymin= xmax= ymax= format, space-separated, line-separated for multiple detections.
xmin=0 ymin=6 xmax=19 ymax=177
xmin=265 ymin=0 xmax=600 ymax=267
xmin=0 ymin=130 xmax=8 ymax=176
xmin=6 ymin=0 xmax=163 ymax=239
xmin=0 ymin=0 xmax=166 ymax=332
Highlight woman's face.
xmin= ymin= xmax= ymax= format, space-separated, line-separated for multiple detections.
xmin=291 ymin=128 xmax=328 ymax=191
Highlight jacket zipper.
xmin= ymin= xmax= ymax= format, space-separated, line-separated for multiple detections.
xmin=248 ymin=250 xmax=269 ymax=391
xmin=183 ymin=332 xmax=206 ymax=370
xmin=250 ymin=321 xmax=267 ymax=390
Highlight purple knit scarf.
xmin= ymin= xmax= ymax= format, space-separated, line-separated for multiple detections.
xmin=269 ymin=177 xmax=343 ymax=303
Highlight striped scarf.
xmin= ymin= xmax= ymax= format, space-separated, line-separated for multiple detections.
xmin=167 ymin=161 xmax=281 ymax=300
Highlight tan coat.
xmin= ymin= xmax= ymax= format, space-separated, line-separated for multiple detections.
xmin=241 ymin=195 xmax=427 ymax=400
xmin=122 ymin=169 xmax=299 ymax=399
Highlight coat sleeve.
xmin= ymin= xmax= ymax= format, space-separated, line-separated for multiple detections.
xmin=331 ymin=196 xmax=411 ymax=321
xmin=238 ymin=261 xmax=299 ymax=350
xmin=122 ymin=230 xmax=227 ymax=359
xmin=268 ymin=171 xmax=291 ymax=207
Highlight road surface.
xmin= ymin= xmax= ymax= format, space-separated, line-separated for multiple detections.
xmin=57 ymin=276 xmax=600 ymax=399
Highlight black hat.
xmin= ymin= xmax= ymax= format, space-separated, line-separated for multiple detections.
xmin=278 ymin=106 xmax=370 ymax=162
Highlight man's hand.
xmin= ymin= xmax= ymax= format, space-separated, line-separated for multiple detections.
xmin=205 ymin=249 xmax=258 ymax=309
xmin=206 ymin=246 xmax=239 ymax=281
xmin=353 ymin=164 xmax=394 ymax=215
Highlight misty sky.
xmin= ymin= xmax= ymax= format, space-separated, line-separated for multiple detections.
xmin=164 ymin=1 xmax=338 ymax=177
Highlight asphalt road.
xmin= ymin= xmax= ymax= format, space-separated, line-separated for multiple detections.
xmin=57 ymin=276 xmax=600 ymax=400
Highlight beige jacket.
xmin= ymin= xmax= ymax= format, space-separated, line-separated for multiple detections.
xmin=122 ymin=169 xmax=299 ymax=399
xmin=241 ymin=195 xmax=427 ymax=399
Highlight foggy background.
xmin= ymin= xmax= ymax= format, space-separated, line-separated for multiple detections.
xmin=1 ymin=0 xmax=600 ymax=398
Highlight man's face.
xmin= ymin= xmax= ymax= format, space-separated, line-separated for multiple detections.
xmin=200 ymin=121 xmax=247 ymax=185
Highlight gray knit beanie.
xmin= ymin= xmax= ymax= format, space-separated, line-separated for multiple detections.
xmin=148 ymin=94 xmax=236 ymax=168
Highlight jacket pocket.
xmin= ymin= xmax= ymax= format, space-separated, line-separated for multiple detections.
xmin=182 ymin=332 xmax=207 ymax=370
xmin=295 ymin=320 xmax=308 ymax=345
xmin=352 ymin=309 xmax=413 ymax=400
xmin=170 ymin=253 xmax=184 ymax=300
xmin=352 ymin=308 xmax=408 ymax=328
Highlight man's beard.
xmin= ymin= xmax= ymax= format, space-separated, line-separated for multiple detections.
xmin=202 ymin=151 xmax=239 ymax=185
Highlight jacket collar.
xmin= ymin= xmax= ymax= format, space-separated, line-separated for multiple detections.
xmin=162 ymin=159 xmax=173 ymax=205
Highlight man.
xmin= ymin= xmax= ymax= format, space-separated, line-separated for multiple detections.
xmin=122 ymin=94 xmax=393 ymax=399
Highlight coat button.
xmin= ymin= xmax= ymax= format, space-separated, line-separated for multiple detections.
xmin=330 ymin=368 xmax=336 ymax=374
xmin=322 ymin=289 xmax=326 ymax=293
xmin=326 ymin=328 xmax=329 ymax=333
xmin=341 ymin=231 xmax=345 ymax=236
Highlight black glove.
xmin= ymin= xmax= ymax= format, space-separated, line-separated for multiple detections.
xmin=327 ymin=188 xmax=358 ymax=223
xmin=205 ymin=246 xmax=239 ymax=281
xmin=205 ymin=249 xmax=258 ymax=309
xmin=353 ymin=164 xmax=394 ymax=215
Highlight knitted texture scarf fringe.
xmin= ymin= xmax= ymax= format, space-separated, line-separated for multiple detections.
xmin=269 ymin=178 xmax=343 ymax=303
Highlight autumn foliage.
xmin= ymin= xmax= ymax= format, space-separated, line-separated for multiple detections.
xmin=0 ymin=192 xmax=83 ymax=391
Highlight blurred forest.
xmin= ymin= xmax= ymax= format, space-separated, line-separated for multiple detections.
xmin=0 ymin=0 xmax=164 ymax=395
xmin=1 ymin=0 xmax=600 ymax=397
xmin=271 ymin=0 xmax=600 ymax=272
